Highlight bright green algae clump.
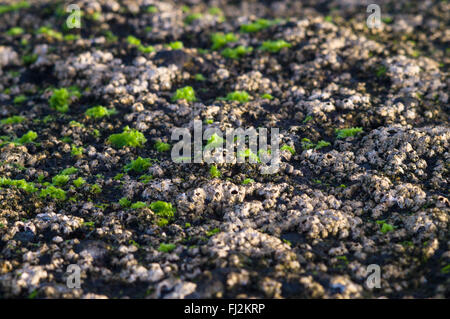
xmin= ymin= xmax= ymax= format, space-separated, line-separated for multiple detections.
xmin=172 ymin=86 xmax=196 ymax=102
xmin=0 ymin=1 xmax=30 ymax=15
xmin=40 ymin=186 xmax=66 ymax=200
xmin=336 ymin=127 xmax=363 ymax=139
xmin=221 ymin=46 xmax=253 ymax=59
xmin=0 ymin=178 xmax=37 ymax=193
xmin=108 ymin=126 xmax=147 ymax=148
xmin=1 ymin=115 xmax=25 ymax=125
xmin=124 ymin=157 xmax=153 ymax=173
xmin=150 ymin=201 xmax=176 ymax=220
xmin=49 ymin=87 xmax=80 ymax=113
xmin=260 ymin=40 xmax=291 ymax=53
xmin=211 ymin=32 xmax=238 ymax=50
xmin=16 ymin=131 xmax=37 ymax=144
xmin=240 ymin=18 xmax=281 ymax=33
xmin=85 ymin=106 xmax=116 ymax=119
xmin=158 ymin=243 xmax=176 ymax=253
xmin=223 ymin=91 xmax=250 ymax=103
xmin=210 ymin=165 xmax=221 ymax=178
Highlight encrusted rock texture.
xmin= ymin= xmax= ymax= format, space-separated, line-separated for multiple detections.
xmin=0 ymin=0 xmax=448 ymax=298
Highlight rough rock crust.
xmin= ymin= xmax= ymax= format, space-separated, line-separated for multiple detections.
xmin=0 ymin=0 xmax=448 ymax=299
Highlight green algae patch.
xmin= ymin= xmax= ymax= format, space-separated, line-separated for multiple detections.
xmin=52 ymin=175 xmax=70 ymax=186
xmin=85 ymin=106 xmax=116 ymax=119
xmin=240 ymin=18 xmax=281 ymax=33
xmin=131 ymin=201 xmax=147 ymax=209
xmin=124 ymin=157 xmax=153 ymax=173
xmin=211 ymin=32 xmax=238 ymax=50
xmin=158 ymin=243 xmax=176 ymax=253
xmin=155 ymin=141 xmax=171 ymax=152
xmin=336 ymin=127 xmax=363 ymax=139
xmin=210 ymin=165 xmax=221 ymax=178
xmin=49 ymin=88 xmax=80 ymax=113
xmin=61 ymin=167 xmax=78 ymax=175
xmin=7 ymin=27 xmax=24 ymax=36
xmin=172 ymin=86 xmax=196 ymax=102
xmin=150 ymin=201 xmax=176 ymax=220
xmin=168 ymin=41 xmax=183 ymax=50
xmin=260 ymin=40 xmax=291 ymax=53
xmin=0 ymin=178 xmax=37 ymax=193
xmin=40 ymin=186 xmax=66 ymax=201
xmin=119 ymin=197 xmax=132 ymax=208
xmin=242 ymin=178 xmax=255 ymax=185
xmin=15 ymin=130 xmax=38 ymax=145
xmin=221 ymin=45 xmax=253 ymax=59
xmin=73 ymin=177 xmax=86 ymax=188
xmin=0 ymin=1 xmax=30 ymax=15
xmin=223 ymin=91 xmax=250 ymax=103
xmin=205 ymin=133 xmax=224 ymax=150
xmin=261 ymin=93 xmax=273 ymax=100
xmin=280 ymin=144 xmax=296 ymax=155
xmin=108 ymin=126 xmax=147 ymax=148
xmin=1 ymin=115 xmax=25 ymax=125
